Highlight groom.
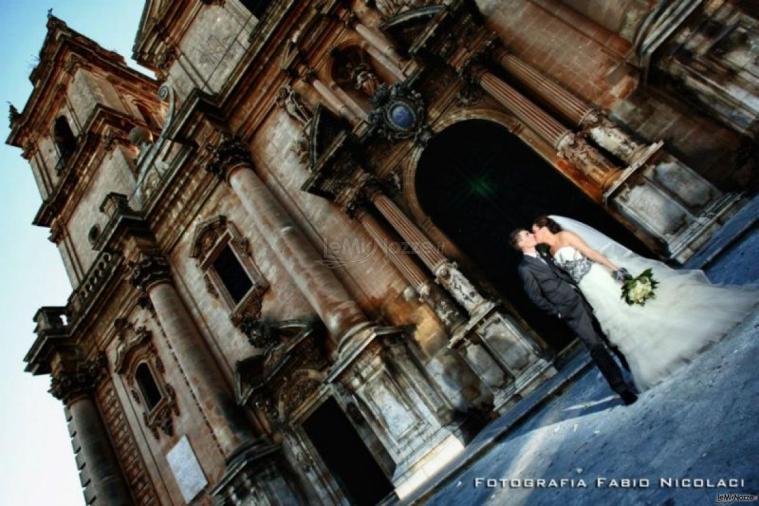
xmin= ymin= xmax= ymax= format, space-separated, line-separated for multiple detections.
xmin=510 ymin=228 xmax=638 ymax=405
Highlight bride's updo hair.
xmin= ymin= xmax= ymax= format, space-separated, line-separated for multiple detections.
xmin=533 ymin=215 xmax=563 ymax=234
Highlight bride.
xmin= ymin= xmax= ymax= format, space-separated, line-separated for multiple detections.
xmin=531 ymin=215 xmax=759 ymax=391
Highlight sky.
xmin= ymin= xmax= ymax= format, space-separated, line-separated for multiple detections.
xmin=0 ymin=2 xmax=149 ymax=504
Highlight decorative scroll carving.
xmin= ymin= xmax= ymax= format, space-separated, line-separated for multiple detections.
xmin=190 ymin=215 xmax=229 ymax=259
xmin=190 ymin=215 xmax=269 ymax=315
xmin=133 ymin=84 xmax=176 ymax=206
xmin=129 ymin=252 xmax=171 ymax=293
xmin=556 ymin=133 xmax=621 ymax=191
xmin=113 ymin=319 xmax=152 ymax=374
xmin=49 ymin=355 xmax=107 ymax=404
xmin=239 ymin=317 xmax=281 ymax=349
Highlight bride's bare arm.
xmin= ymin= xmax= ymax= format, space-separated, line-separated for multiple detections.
xmin=562 ymin=231 xmax=620 ymax=271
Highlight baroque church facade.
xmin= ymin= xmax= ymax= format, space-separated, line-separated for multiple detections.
xmin=6 ymin=0 xmax=758 ymax=504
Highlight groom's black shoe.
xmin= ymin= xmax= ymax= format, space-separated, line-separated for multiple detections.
xmin=620 ymin=390 xmax=638 ymax=406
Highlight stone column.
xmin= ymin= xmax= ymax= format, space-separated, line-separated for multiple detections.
xmin=473 ymin=67 xmax=622 ymax=191
xmin=50 ymin=357 xmax=132 ymax=506
xmin=206 ymin=139 xmax=368 ymax=350
xmin=354 ymin=206 xmax=466 ymax=331
xmin=309 ymin=76 xmax=361 ymax=124
xmin=493 ymin=49 xmax=647 ymax=164
xmin=130 ymin=253 xmax=257 ymax=459
xmin=368 ymin=190 xmax=488 ymax=314
xmin=354 ymin=22 xmax=406 ymax=79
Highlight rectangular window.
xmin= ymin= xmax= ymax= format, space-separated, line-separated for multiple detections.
xmin=212 ymin=244 xmax=254 ymax=304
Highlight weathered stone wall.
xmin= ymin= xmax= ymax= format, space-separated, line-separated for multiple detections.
xmin=167 ymin=2 xmax=257 ymax=103
xmin=36 ymin=134 xmax=63 ymax=189
xmin=66 ymin=147 xmax=136 ymax=279
xmin=167 ymin=181 xmax=314 ymax=374
xmin=101 ymin=305 xmax=226 ymax=504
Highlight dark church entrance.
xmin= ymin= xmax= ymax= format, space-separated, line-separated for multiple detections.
xmin=416 ymin=119 xmax=649 ymax=350
xmin=302 ymin=397 xmax=395 ymax=505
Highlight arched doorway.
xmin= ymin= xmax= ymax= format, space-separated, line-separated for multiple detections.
xmin=416 ymin=119 xmax=648 ymax=350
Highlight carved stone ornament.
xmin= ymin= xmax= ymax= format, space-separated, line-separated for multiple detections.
xmin=190 ymin=215 xmax=229 ymax=259
xmin=191 ymin=215 xmax=269 ymax=312
xmin=434 ymin=260 xmax=487 ymax=314
xmin=331 ymin=46 xmax=381 ymax=98
xmin=456 ymin=80 xmax=484 ymax=106
xmin=113 ymin=319 xmax=153 ymax=374
xmin=239 ymin=316 xmax=283 ymax=350
xmin=142 ymin=383 xmax=179 ymax=439
xmin=49 ymin=354 xmax=107 ymax=403
xmin=234 ymin=318 xmax=328 ymax=424
xmin=113 ymin=319 xmax=179 ymax=439
xmin=205 ymin=137 xmax=253 ymax=182
xmin=368 ymin=82 xmax=432 ymax=144
xmin=8 ymin=102 xmax=21 ymax=128
xmin=370 ymin=0 xmax=434 ymax=17
xmin=129 ymin=252 xmax=171 ymax=293
xmin=276 ymin=85 xmax=311 ymax=126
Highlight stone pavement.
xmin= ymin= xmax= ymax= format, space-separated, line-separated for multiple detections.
xmin=405 ymin=309 xmax=759 ymax=506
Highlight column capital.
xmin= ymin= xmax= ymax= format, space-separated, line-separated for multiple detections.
xmin=556 ymin=133 xmax=621 ymax=191
xmin=129 ymin=252 xmax=172 ymax=293
xmin=337 ymin=171 xmax=386 ymax=218
xmin=49 ymin=355 xmax=107 ymax=404
xmin=206 ymin=137 xmax=254 ymax=183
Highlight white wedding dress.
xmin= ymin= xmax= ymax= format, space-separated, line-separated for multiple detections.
xmin=550 ymin=216 xmax=759 ymax=391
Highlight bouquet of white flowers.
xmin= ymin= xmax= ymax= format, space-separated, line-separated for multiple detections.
xmin=620 ymin=268 xmax=658 ymax=306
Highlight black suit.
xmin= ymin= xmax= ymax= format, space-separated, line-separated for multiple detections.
xmin=517 ymin=252 xmax=636 ymax=397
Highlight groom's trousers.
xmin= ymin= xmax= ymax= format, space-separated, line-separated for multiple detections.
xmin=563 ymin=301 xmax=635 ymax=396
